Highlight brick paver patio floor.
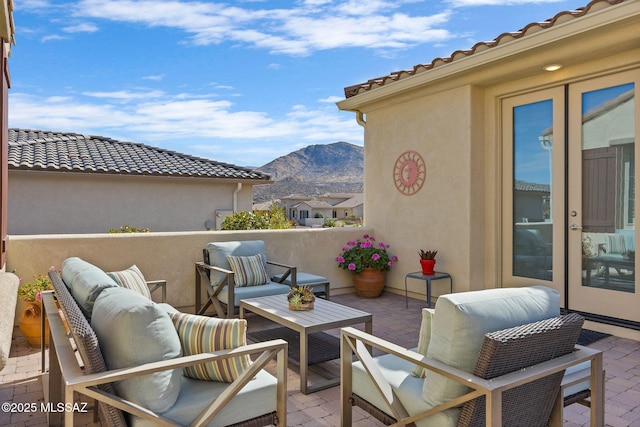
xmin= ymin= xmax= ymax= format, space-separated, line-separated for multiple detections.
xmin=1 ymin=292 xmax=639 ymax=426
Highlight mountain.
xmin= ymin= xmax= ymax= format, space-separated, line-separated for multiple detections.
xmin=252 ymin=141 xmax=364 ymax=203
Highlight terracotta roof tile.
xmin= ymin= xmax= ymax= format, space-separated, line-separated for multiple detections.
xmin=8 ymin=129 xmax=271 ymax=181
xmin=344 ymin=0 xmax=625 ymax=98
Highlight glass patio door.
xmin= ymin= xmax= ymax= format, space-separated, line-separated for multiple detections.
xmin=502 ymin=88 xmax=566 ymax=292
xmin=568 ymin=70 xmax=640 ymax=322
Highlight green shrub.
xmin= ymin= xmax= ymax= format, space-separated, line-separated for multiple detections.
xmin=323 ymin=218 xmax=336 ymax=227
xmin=109 ymin=225 xmax=152 ymax=233
xmin=221 ymin=207 xmax=291 ymax=230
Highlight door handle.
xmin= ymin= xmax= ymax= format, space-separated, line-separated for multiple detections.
xmin=570 ymin=224 xmax=583 ymax=230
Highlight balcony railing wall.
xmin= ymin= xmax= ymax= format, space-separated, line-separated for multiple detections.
xmin=7 ymin=227 xmax=373 ymax=328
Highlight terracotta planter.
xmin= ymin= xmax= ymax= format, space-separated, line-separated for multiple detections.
xmin=288 ymin=301 xmax=314 ymax=311
xmin=352 ymin=268 xmax=386 ymax=298
xmin=18 ymin=301 xmax=49 ymax=347
xmin=420 ymin=259 xmax=436 ymax=275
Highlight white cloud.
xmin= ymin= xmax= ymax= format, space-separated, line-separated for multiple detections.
xmin=319 ymin=96 xmax=344 ymax=103
xmin=41 ymin=34 xmax=67 ymax=42
xmin=63 ymin=22 xmax=99 ymax=33
xmin=142 ymin=74 xmax=165 ymax=81
xmin=82 ymin=90 xmax=166 ymax=100
xmin=73 ymin=0 xmax=454 ymax=56
xmin=8 ymin=91 xmax=363 ymax=164
xmin=447 ymin=0 xmax=563 ymax=5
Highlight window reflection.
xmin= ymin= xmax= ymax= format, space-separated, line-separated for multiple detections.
xmin=513 ymin=100 xmax=553 ymax=280
xmin=581 ymin=83 xmax=635 ymax=293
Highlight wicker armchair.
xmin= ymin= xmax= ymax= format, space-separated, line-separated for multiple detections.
xmin=340 ymin=287 xmax=605 ymax=427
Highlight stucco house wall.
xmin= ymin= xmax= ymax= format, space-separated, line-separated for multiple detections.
xmin=339 ymin=0 xmax=640 ymax=306
xmin=361 ymin=85 xmax=483 ymax=295
xmin=7 ymin=129 xmax=270 ymax=234
xmin=8 ymin=171 xmax=255 ymax=234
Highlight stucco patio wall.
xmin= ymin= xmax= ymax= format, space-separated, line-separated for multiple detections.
xmin=7 ymin=226 xmax=418 ymax=331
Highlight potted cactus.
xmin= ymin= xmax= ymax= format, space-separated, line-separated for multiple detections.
xmin=418 ymin=250 xmax=438 ymax=275
xmin=287 ymin=285 xmax=316 ymax=310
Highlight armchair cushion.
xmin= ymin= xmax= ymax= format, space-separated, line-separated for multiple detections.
xmin=227 ymin=254 xmax=269 ymax=287
xmin=108 ymin=265 xmax=152 ymax=299
xmin=352 ymin=348 xmax=458 ymax=427
xmin=91 ymin=287 xmax=182 ymax=414
xmin=206 ymin=240 xmax=268 ymax=288
xmin=412 ymin=308 xmax=435 ymax=378
xmin=62 ymin=257 xmax=118 ymax=318
xmin=169 ymin=312 xmax=251 ymax=382
xmin=422 ymin=286 xmax=560 ymax=410
xmin=131 ymin=372 xmax=278 ymax=427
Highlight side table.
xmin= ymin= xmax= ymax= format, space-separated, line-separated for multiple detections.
xmin=404 ymin=271 xmax=452 ymax=308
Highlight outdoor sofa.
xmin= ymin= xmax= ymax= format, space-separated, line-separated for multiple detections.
xmin=42 ymin=257 xmax=287 ymax=426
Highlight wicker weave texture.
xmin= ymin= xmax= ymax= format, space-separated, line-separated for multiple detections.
xmin=49 ymin=271 xmax=128 ymax=427
xmin=457 ymin=313 xmax=584 ymax=427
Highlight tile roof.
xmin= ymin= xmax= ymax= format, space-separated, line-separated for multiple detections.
xmin=515 ymin=180 xmax=550 ymax=193
xmin=332 ymin=194 xmax=364 ymax=208
xmin=344 ymin=0 xmax=625 ymax=98
xmin=8 ymin=129 xmax=271 ymax=181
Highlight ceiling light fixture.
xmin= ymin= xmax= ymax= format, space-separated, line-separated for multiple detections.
xmin=543 ymin=63 xmax=563 ymax=72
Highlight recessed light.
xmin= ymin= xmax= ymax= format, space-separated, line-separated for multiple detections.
xmin=543 ymin=64 xmax=563 ymax=72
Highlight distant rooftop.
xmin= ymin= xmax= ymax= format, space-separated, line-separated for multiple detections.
xmin=8 ymin=129 xmax=271 ymax=181
xmin=344 ymin=0 xmax=625 ymax=98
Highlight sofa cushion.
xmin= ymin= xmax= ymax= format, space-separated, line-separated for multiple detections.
xmin=91 ymin=287 xmax=182 ymax=414
xmin=227 ymin=255 xmax=269 ymax=287
xmin=421 ymin=286 xmax=560 ymax=411
xmin=108 ymin=265 xmax=152 ymax=299
xmin=169 ymin=312 xmax=251 ymax=382
xmin=352 ymin=349 xmax=458 ymax=427
xmin=130 ymin=372 xmax=278 ymax=427
xmin=206 ymin=240 xmax=268 ymax=289
xmin=62 ymin=257 xmax=119 ymax=318
xmin=412 ymin=308 xmax=435 ymax=378
xmin=217 ymin=282 xmax=291 ymax=307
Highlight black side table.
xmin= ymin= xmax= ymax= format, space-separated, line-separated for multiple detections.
xmin=404 ymin=271 xmax=453 ymax=308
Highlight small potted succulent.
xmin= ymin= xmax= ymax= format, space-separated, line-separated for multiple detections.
xmin=287 ymin=285 xmax=316 ymax=310
xmin=418 ymin=250 xmax=438 ymax=275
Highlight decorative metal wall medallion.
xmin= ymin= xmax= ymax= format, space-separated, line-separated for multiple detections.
xmin=393 ymin=151 xmax=426 ymax=195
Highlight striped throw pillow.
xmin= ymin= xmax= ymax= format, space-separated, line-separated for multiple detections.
xmin=169 ymin=312 xmax=251 ymax=382
xmin=412 ymin=308 xmax=435 ymax=378
xmin=226 ymin=254 xmax=269 ymax=287
xmin=107 ymin=265 xmax=152 ymax=299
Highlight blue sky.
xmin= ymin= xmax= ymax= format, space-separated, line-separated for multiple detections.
xmin=10 ymin=0 xmax=590 ymax=167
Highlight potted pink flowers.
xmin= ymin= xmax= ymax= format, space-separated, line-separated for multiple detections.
xmin=336 ymin=234 xmax=398 ymax=298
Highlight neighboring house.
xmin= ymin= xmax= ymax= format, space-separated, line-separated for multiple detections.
xmin=278 ymin=192 xmax=363 ymax=225
xmin=337 ymin=0 xmax=640 ymax=327
xmin=7 ymin=129 xmax=273 ymax=234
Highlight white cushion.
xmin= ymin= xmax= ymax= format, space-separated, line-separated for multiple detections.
xmin=422 ymin=286 xmax=560 ymax=410
xmin=91 ymin=287 xmax=182 ymax=414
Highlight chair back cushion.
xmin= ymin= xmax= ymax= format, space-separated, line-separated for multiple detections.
xmin=205 ymin=241 xmax=268 ymax=288
xmin=227 ymin=255 xmax=269 ymax=287
xmin=168 ymin=311 xmax=252 ymax=382
xmin=61 ymin=257 xmax=118 ymax=318
xmin=422 ymin=286 xmax=560 ymax=410
xmin=91 ymin=286 xmax=182 ymax=414
xmin=412 ymin=308 xmax=435 ymax=378
xmin=457 ymin=313 xmax=584 ymax=427
xmin=108 ymin=265 xmax=152 ymax=299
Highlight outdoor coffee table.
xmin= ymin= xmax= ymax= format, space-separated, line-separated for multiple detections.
xmin=240 ymin=294 xmax=372 ymax=394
